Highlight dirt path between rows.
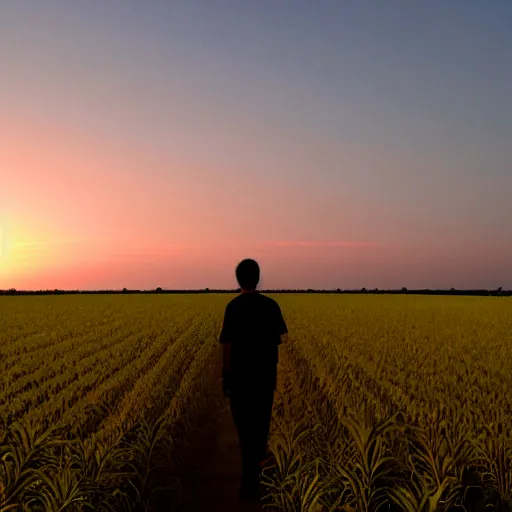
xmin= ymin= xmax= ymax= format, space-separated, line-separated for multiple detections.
xmin=175 ymin=387 xmax=264 ymax=512
xmin=170 ymin=347 xmax=305 ymax=512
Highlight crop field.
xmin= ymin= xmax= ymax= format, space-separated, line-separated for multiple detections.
xmin=1 ymin=294 xmax=511 ymax=511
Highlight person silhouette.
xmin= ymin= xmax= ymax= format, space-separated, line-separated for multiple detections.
xmin=219 ymin=259 xmax=288 ymax=501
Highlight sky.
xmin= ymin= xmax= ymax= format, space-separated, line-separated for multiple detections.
xmin=1 ymin=0 xmax=511 ymax=290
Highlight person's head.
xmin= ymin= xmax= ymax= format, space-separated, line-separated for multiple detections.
xmin=235 ymin=259 xmax=260 ymax=291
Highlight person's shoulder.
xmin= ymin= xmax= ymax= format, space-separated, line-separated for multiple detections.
xmin=226 ymin=294 xmax=245 ymax=309
xmin=258 ymin=293 xmax=281 ymax=309
xmin=224 ymin=296 xmax=236 ymax=309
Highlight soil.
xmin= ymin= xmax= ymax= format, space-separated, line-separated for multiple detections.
xmin=175 ymin=388 xmax=264 ymax=512
xmin=170 ymin=348 xmax=303 ymax=512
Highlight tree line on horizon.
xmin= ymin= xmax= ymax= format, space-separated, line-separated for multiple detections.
xmin=0 ymin=287 xmax=509 ymax=296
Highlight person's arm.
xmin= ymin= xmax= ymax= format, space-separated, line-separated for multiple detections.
xmin=219 ymin=305 xmax=234 ymax=396
xmin=275 ymin=305 xmax=288 ymax=344
xmin=222 ymin=343 xmax=232 ymax=373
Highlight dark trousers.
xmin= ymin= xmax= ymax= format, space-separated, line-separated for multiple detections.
xmin=229 ymin=370 xmax=277 ymax=490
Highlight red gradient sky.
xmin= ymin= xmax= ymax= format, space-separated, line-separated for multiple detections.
xmin=1 ymin=2 xmax=511 ymax=290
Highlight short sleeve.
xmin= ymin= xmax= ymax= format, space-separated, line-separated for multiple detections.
xmin=275 ymin=305 xmax=288 ymax=342
xmin=219 ymin=304 xmax=234 ymax=344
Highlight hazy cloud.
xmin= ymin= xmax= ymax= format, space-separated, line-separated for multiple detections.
xmin=263 ymin=240 xmax=380 ymax=248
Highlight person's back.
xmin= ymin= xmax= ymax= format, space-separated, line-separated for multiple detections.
xmin=219 ymin=259 xmax=288 ymax=502
xmin=222 ymin=291 xmax=285 ymax=382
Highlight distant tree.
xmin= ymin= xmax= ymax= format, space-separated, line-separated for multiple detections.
xmin=401 ymin=287 xmax=407 ymax=293
xmin=361 ymin=287 xmax=367 ymax=293
xmin=122 ymin=287 xmax=128 ymax=294
xmin=336 ymin=288 xmax=341 ymax=293
xmin=307 ymin=288 xmax=313 ymax=293
xmin=205 ymin=288 xmax=210 ymax=293
xmin=7 ymin=288 xmax=17 ymax=295
xmin=156 ymin=287 xmax=162 ymax=293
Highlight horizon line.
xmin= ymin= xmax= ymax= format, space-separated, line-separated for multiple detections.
xmin=1 ymin=287 xmax=509 ymax=293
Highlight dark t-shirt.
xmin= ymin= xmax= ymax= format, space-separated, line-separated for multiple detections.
xmin=219 ymin=292 xmax=288 ymax=376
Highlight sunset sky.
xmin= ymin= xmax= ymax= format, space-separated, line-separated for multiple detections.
xmin=1 ymin=1 xmax=511 ymax=290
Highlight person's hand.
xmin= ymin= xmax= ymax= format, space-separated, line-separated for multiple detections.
xmin=222 ymin=370 xmax=233 ymax=397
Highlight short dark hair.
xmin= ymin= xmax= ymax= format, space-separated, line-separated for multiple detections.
xmin=235 ymin=259 xmax=260 ymax=290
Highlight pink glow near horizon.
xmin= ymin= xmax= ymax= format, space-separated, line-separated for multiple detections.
xmin=1 ymin=114 xmax=510 ymax=290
